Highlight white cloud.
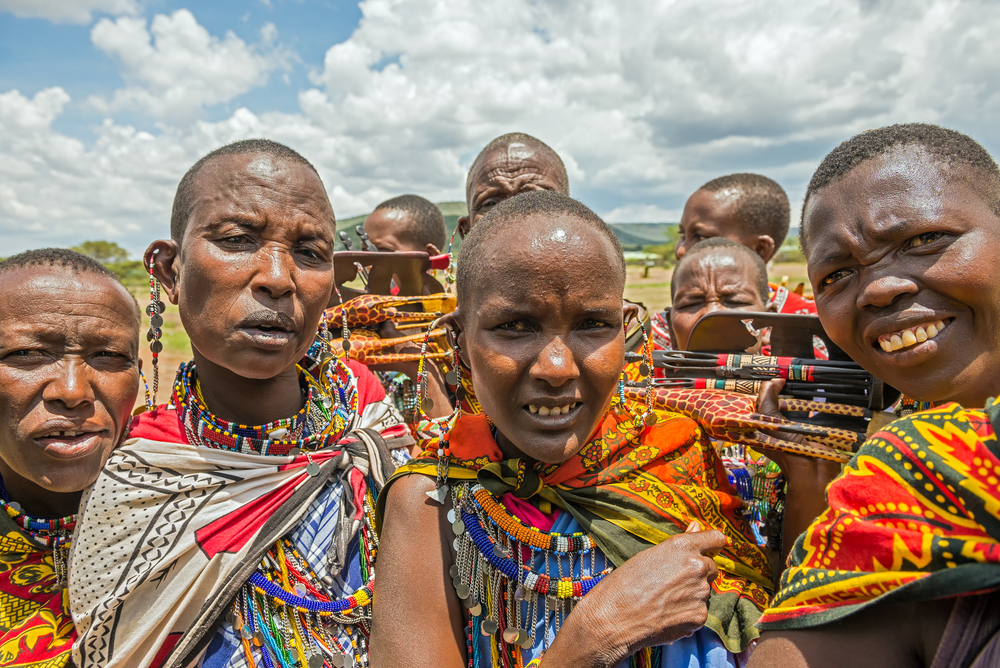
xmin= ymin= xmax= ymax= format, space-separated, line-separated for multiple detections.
xmin=3 ymin=0 xmax=1000 ymax=258
xmin=88 ymin=10 xmax=293 ymax=121
xmin=0 ymin=0 xmax=137 ymax=24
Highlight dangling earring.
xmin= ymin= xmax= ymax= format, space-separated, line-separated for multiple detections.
xmin=332 ymin=284 xmax=351 ymax=354
xmin=146 ymin=251 xmax=164 ymax=406
xmin=443 ymin=226 xmax=459 ymax=294
xmin=139 ymin=367 xmax=153 ymax=411
xmin=636 ymin=319 xmax=657 ymax=428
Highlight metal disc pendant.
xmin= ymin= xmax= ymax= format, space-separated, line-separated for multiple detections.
xmin=309 ymin=655 xmax=325 ymax=668
xmin=150 ymin=340 xmax=163 ymax=353
xmin=639 ymin=362 xmax=651 ymax=376
xmin=240 ymin=627 xmax=253 ymax=640
xmin=519 ymin=631 xmax=533 ymax=648
xmin=225 ymin=610 xmax=235 ymax=625
xmin=306 ymin=461 xmax=321 ymax=476
xmin=342 ymin=339 xmax=352 ymax=352
xmin=289 ymin=648 xmax=299 ymax=661
xmin=422 ymin=397 xmax=435 ymax=411
xmin=447 ymin=509 xmax=456 ymax=523
xmin=468 ymin=601 xmax=483 ymax=616
xmin=295 ymin=583 xmax=308 ymax=597
xmin=149 ymin=313 xmax=163 ymax=328
xmin=456 ymin=583 xmax=471 ymax=599
xmin=288 ymin=447 xmax=302 ymax=456
xmin=449 ymin=564 xmax=459 ymax=578
xmin=343 ymin=655 xmax=356 ymax=668
xmin=503 ymin=628 xmax=520 ymax=644
xmin=493 ymin=544 xmax=507 ymax=558
xmin=331 ymin=654 xmax=345 ymax=668
xmin=482 ymin=619 xmax=498 ymax=636
xmin=453 ymin=538 xmax=461 ymax=551
xmin=452 ymin=519 xmax=465 ymax=535
xmin=514 ymin=586 xmax=526 ymax=601
xmin=252 ymin=632 xmax=263 ymax=647
xmin=156 ymin=300 xmax=165 ymax=313
xmin=643 ymin=412 xmax=658 ymax=427
xmin=446 ymin=369 xmax=459 ymax=385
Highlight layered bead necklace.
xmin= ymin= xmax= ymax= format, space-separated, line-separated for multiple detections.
xmin=174 ymin=344 xmax=376 ymax=667
xmin=447 ymin=479 xmax=613 ymax=668
xmin=0 ymin=477 xmax=75 ymax=589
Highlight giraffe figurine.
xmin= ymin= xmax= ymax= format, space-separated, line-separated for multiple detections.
xmin=335 ymin=328 xmax=451 ymax=366
xmin=325 ymin=293 xmax=457 ymax=330
xmin=624 ymin=386 xmax=861 ymax=463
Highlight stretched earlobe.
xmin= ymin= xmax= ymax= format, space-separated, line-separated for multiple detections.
xmin=145 ymin=240 xmax=181 ymax=305
xmin=457 ymin=215 xmax=470 ymax=239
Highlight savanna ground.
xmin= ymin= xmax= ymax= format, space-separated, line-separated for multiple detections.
xmin=136 ymin=261 xmax=812 ymax=407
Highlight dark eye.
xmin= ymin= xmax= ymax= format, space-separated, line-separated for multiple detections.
xmin=580 ymin=318 xmax=612 ymax=330
xmin=221 ymin=234 xmax=252 ymax=245
xmin=498 ymin=320 xmax=532 ymax=333
xmin=6 ymin=349 xmax=44 ymax=358
xmin=820 ymin=269 xmax=852 ymax=287
xmin=908 ymin=231 xmax=945 ymax=248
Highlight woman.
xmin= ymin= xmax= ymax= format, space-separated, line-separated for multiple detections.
xmin=0 ymin=248 xmax=141 ymax=668
xmin=69 ymin=140 xmax=408 ymax=668
xmin=372 ymin=191 xmax=775 ymax=667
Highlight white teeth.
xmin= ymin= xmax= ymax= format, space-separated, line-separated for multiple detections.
xmin=880 ymin=339 xmax=892 ymax=352
xmin=926 ymin=323 xmax=939 ymax=338
xmin=915 ymin=327 xmax=928 ymax=342
xmin=890 ymin=334 xmax=904 ymax=351
xmin=901 ymin=330 xmax=917 ymax=347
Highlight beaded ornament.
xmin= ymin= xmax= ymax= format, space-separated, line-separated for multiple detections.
xmin=0 ymin=476 xmax=75 ymax=589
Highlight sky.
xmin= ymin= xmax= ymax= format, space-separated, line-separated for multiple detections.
xmin=1 ymin=0 xmax=999 ymax=257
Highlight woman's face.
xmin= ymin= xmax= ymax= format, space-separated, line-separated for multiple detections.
xmin=805 ymin=146 xmax=1000 ymax=407
xmin=669 ymin=249 xmax=768 ymax=351
xmin=0 ymin=268 xmax=140 ymax=495
xmin=455 ymin=214 xmax=632 ymax=464
xmin=153 ymin=152 xmax=337 ymax=381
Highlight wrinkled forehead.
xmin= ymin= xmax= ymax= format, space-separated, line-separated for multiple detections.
xmin=676 ymin=249 xmax=750 ymax=284
xmin=0 ymin=267 xmax=140 ymax=330
xmin=467 ymin=144 xmax=561 ymax=193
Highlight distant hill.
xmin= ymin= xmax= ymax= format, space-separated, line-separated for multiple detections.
xmin=336 ymin=201 xmax=675 ymax=254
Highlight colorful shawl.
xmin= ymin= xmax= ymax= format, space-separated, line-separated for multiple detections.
xmin=69 ymin=360 xmax=403 ymax=668
xmin=758 ymin=399 xmax=1000 ymax=630
xmin=378 ymin=408 xmax=772 ymax=652
xmin=0 ymin=511 xmax=73 ymax=668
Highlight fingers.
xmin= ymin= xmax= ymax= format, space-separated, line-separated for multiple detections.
xmin=685 ymin=528 xmax=727 ymax=554
xmin=755 ymin=378 xmax=786 ymax=416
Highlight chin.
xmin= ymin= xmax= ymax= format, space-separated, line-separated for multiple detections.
xmin=223 ymin=349 xmax=303 ymax=380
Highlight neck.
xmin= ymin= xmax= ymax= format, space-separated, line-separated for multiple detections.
xmin=0 ymin=462 xmax=81 ymax=518
xmin=190 ymin=349 xmax=304 ymax=425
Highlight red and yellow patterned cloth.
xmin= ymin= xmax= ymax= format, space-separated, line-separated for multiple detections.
xmin=0 ymin=511 xmax=72 ymax=667
xmin=759 ymin=399 xmax=1000 ymax=630
xmin=379 ymin=406 xmax=772 ymax=652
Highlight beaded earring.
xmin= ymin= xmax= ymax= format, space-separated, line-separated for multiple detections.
xmin=139 ymin=367 xmax=153 ymax=412
xmin=145 ymin=251 xmax=164 ymax=406
xmin=443 ymin=226 xmax=459 ymax=293
xmin=332 ymin=283 xmax=352 ymax=354
xmin=636 ymin=319 xmax=657 ymax=428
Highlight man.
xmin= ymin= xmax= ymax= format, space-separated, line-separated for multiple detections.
xmin=69 ymin=139 xmax=407 ymax=668
xmin=655 ymin=174 xmax=815 ymax=352
xmin=456 ymin=132 xmax=569 ymax=237
xmin=0 ymin=248 xmax=140 ymax=668
xmin=363 ymin=193 xmax=447 ymax=255
xmin=749 ymin=124 xmax=1000 ymax=667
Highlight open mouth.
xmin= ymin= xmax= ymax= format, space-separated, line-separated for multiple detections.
xmin=875 ymin=318 xmax=952 ymax=353
xmin=527 ymin=401 xmax=581 ymax=416
xmin=34 ymin=429 xmax=105 ymax=458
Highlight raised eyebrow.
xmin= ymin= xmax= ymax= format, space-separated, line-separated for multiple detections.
xmin=206 ymin=217 xmax=265 ymax=233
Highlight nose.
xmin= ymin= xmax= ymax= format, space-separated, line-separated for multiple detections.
xmin=529 ymin=336 xmax=580 ymax=388
xmin=675 ymin=240 xmax=688 ymax=260
xmin=42 ymin=359 xmax=95 ymax=410
xmin=252 ymin=246 xmax=296 ymax=300
xmin=857 ymin=268 xmax=918 ymax=310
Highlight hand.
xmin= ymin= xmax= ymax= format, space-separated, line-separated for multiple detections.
xmin=554 ymin=525 xmax=725 ymax=665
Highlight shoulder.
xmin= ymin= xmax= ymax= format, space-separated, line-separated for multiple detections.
xmin=126 ymin=404 xmax=187 ymax=444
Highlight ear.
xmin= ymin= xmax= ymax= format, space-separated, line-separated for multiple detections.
xmin=623 ymin=302 xmax=640 ymax=325
xmin=145 ymin=240 xmax=181 ymax=306
xmin=438 ymin=311 xmax=468 ymax=364
xmin=755 ymin=235 xmax=776 ymax=263
xmin=425 ymin=242 xmax=442 ymax=257
xmin=457 ymin=215 xmax=470 ymax=239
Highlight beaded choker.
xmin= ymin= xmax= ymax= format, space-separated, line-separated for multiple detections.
xmin=448 ymin=481 xmax=613 ymax=666
xmin=173 ymin=352 xmax=358 ymax=456
xmin=0 ymin=476 xmax=75 ymax=589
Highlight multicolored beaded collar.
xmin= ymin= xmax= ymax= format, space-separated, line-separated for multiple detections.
xmin=173 ymin=351 xmax=359 ymax=456
xmin=0 ymin=474 xmax=75 ymax=588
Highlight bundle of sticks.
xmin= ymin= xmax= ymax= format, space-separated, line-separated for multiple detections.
xmin=627 ymin=350 xmax=890 ymax=410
